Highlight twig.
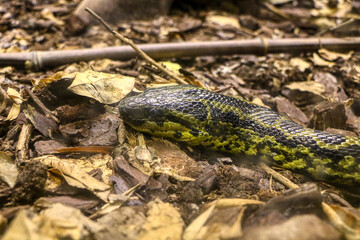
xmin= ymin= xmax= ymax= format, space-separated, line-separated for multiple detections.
xmin=322 ymin=202 xmax=359 ymax=239
xmin=259 ymin=162 xmax=299 ymax=189
xmin=26 ymin=87 xmax=59 ymax=123
xmin=16 ymin=123 xmax=33 ymax=165
xmin=85 ymin=8 xmax=187 ymax=85
xmin=262 ymin=1 xmax=291 ymax=20
xmin=316 ymin=18 xmax=355 ymax=37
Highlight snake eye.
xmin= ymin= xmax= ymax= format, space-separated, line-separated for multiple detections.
xmin=118 ymin=95 xmax=168 ymax=128
xmin=118 ymin=96 xmax=148 ymax=122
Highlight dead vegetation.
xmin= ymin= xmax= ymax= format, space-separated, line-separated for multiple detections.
xmin=1 ymin=0 xmax=360 ymax=239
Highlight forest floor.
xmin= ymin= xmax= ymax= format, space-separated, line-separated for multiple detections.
xmin=1 ymin=0 xmax=360 ymax=239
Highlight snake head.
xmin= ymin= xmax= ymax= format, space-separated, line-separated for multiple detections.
xmin=118 ymin=88 xmax=171 ymax=127
xmin=118 ymin=85 xmax=205 ymax=129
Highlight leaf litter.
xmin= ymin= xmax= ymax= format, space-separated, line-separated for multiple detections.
xmin=2 ymin=0 xmax=360 ymax=239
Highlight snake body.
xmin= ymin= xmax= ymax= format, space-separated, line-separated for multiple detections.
xmin=118 ymin=85 xmax=360 ymax=187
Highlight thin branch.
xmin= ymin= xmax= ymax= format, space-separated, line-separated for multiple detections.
xmin=26 ymin=87 xmax=59 ymax=123
xmin=316 ymin=18 xmax=355 ymax=37
xmin=85 ymin=8 xmax=187 ymax=85
xmin=16 ymin=123 xmax=33 ymax=165
xmin=259 ymin=162 xmax=299 ymax=189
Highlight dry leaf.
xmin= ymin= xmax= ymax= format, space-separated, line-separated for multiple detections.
xmin=322 ymin=203 xmax=360 ymax=239
xmin=203 ymin=198 xmax=264 ymax=210
xmin=0 ymin=151 xmax=18 ymax=188
xmin=184 ymin=199 xmax=263 ymax=240
xmin=2 ymin=204 xmax=103 ymax=240
xmin=312 ymin=53 xmax=335 ymax=67
xmin=93 ymin=184 xmax=140 ymax=218
xmin=0 ymin=86 xmax=8 ymax=115
xmin=138 ymin=199 xmax=184 ymax=240
xmin=160 ymin=61 xmax=182 ymax=74
xmin=183 ymin=203 xmax=216 ymax=240
xmin=32 ymin=71 xmax=68 ymax=90
xmin=147 ymin=139 xmax=198 ymax=181
xmin=284 ymin=81 xmax=325 ymax=96
xmin=6 ymin=87 xmax=22 ymax=105
xmin=68 ymin=70 xmax=135 ymax=104
xmin=318 ymin=49 xmax=353 ymax=61
xmin=273 ymin=59 xmax=292 ymax=73
xmin=5 ymin=103 xmax=20 ymax=121
xmin=290 ymin=57 xmax=311 ymax=72
xmin=6 ymin=88 xmax=22 ymax=120
xmin=268 ymin=0 xmax=293 ymax=4
xmin=41 ymin=8 xmax=64 ymax=26
xmin=252 ymin=97 xmax=266 ymax=107
xmin=36 ymin=203 xmax=103 ymax=238
xmin=0 ymin=66 xmax=14 ymax=74
xmin=35 ymin=155 xmax=110 ymax=202
xmin=1 ymin=210 xmax=44 ymax=240
xmin=206 ymin=15 xmax=240 ymax=28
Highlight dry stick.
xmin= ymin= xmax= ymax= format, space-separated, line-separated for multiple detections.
xmin=322 ymin=202 xmax=358 ymax=239
xmin=259 ymin=162 xmax=299 ymax=189
xmin=26 ymin=87 xmax=59 ymax=123
xmin=16 ymin=123 xmax=33 ymax=165
xmin=262 ymin=1 xmax=291 ymax=20
xmin=85 ymin=8 xmax=187 ymax=85
xmin=316 ymin=18 xmax=355 ymax=37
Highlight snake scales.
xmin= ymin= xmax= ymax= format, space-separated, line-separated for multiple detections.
xmin=118 ymin=85 xmax=360 ymax=187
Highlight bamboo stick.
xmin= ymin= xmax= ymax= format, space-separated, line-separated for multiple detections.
xmin=1 ymin=37 xmax=360 ymax=70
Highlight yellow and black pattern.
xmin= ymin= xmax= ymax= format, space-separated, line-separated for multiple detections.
xmin=118 ymin=85 xmax=360 ymax=187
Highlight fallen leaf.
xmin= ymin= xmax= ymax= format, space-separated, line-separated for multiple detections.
xmin=5 ymin=103 xmax=20 ymax=121
xmin=275 ymin=96 xmax=309 ymax=125
xmin=68 ymin=70 xmax=135 ymax=104
xmin=268 ymin=0 xmax=293 ymax=4
xmin=290 ymin=57 xmax=311 ymax=72
xmin=41 ymin=8 xmax=64 ymax=26
xmin=0 ymin=66 xmax=14 ymax=74
xmin=184 ymin=199 xmax=263 ymax=240
xmin=318 ymin=48 xmax=353 ymax=61
xmin=0 ymin=86 xmax=8 ymax=115
xmin=92 ymin=184 xmax=140 ymax=218
xmin=32 ymin=71 xmax=68 ymax=90
xmin=6 ymin=88 xmax=22 ymax=120
xmin=241 ymin=214 xmax=340 ymax=240
xmin=0 ymin=152 xmax=18 ymax=188
xmin=138 ymin=199 xmax=184 ymax=240
xmin=183 ymin=203 xmax=215 ymax=240
xmin=160 ymin=61 xmax=182 ymax=74
xmin=35 ymin=155 xmax=110 ymax=202
xmin=59 ymin=112 xmax=120 ymax=146
xmin=312 ymin=53 xmax=335 ymax=67
xmin=206 ymin=15 xmax=240 ymax=28
xmin=203 ymin=198 xmax=264 ymax=210
xmin=322 ymin=203 xmax=360 ymax=239
xmin=284 ymin=81 xmax=325 ymax=96
xmin=2 ymin=203 xmax=103 ymax=240
xmin=1 ymin=210 xmax=43 ymax=240
xmin=23 ymin=104 xmax=58 ymax=137
xmin=6 ymin=87 xmax=22 ymax=105
xmin=282 ymin=81 xmax=326 ymax=106
xmin=147 ymin=139 xmax=199 ymax=180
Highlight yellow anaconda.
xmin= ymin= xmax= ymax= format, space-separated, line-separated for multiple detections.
xmin=118 ymin=85 xmax=360 ymax=187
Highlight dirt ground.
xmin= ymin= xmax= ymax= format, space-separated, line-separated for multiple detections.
xmin=1 ymin=0 xmax=360 ymax=239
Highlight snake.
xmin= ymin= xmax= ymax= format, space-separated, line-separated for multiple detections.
xmin=118 ymin=84 xmax=360 ymax=187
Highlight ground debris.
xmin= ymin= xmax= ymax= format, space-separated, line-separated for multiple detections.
xmin=1 ymin=0 xmax=360 ymax=239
